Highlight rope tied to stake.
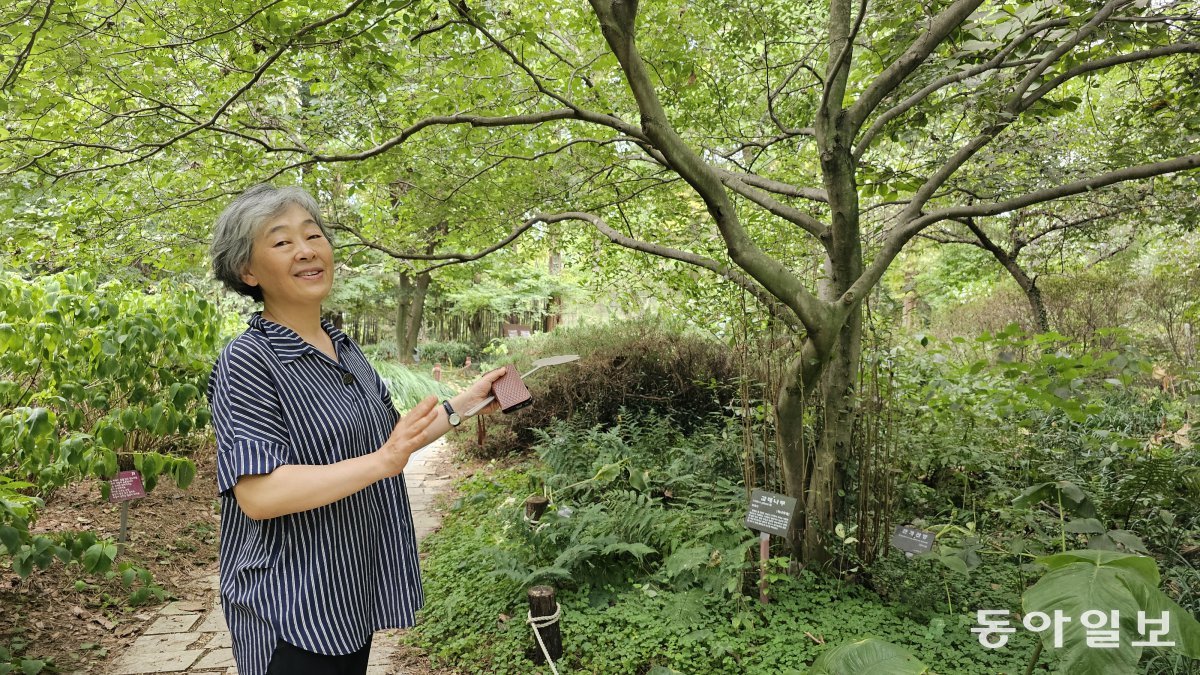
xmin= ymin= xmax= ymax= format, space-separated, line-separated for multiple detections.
xmin=527 ymin=601 xmax=562 ymax=675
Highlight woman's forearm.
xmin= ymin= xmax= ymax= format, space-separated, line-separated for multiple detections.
xmin=232 ymin=395 xmax=472 ymax=520
xmin=232 ymin=451 xmax=394 ymax=520
xmin=229 ymin=386 xmax=482 ymax=516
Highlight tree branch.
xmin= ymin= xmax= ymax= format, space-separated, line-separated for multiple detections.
xmin=587 ymin=0 xmax=826 ymax=334
xmin=846 ymin=0 xmax=985 ymax=134
xmin=717 ymin=173 xmax=829 ymax=239
xmin=20 ymin=0 xmax=371 ymax=179
xmin=452 ymin=0 xmax=644 ymax=140
xmin=715 ymin=169 xmax=829 ymax=203
xmin=854 ymin=18 xmax=1072 ymax=160
xmin=901 ymin=11 xmax=1191 ymax=220
xmin=844 ymin=154 xmax=1200 ymax=310
xmin=536 ymin=211 xmax=801 ymax=331
xmin=329 ymin=215 xmax=538 ymax=267
xmin=1 ymin=0 xmax=54 ymax=92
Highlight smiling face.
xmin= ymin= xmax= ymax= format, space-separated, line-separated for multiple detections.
xmin=240 ymin=203 xmax=334 ymax=310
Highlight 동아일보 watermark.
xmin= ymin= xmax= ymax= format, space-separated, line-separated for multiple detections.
xmin=972 ymin=609 xmax=1174 ymax=649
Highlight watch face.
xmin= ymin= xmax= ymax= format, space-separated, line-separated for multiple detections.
xmin=449 ymin=412 xmax=461 ymax=426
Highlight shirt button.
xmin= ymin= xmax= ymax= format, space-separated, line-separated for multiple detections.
xmin=343 ymin=372 xmax=356 ymax=386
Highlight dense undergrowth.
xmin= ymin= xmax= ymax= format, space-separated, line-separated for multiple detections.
xmin=416 ymin=321 xmax=1199 ymax=674
xmin=411 ymin=430 xmax=1039 ymax=674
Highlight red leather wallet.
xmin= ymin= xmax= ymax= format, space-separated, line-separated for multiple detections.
xmin=493 ymin=364 xmax=533 ymax=413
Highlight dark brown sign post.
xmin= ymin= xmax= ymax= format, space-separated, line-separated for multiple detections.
xmin=109 ymin=470 xmax=146 ymax=548
xmin=744 ymin=489 xmax=798 ymax=604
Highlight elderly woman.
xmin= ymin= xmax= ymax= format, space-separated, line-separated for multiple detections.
xmin=207 ymin=184 xmax=503 ymax=675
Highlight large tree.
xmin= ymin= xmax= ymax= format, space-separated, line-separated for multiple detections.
xmin=3 ymin=0 xmax=1199 ymax=560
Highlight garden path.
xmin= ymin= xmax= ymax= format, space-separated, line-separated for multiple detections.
xmin=102 ymin=439 xmax=455 ymax=675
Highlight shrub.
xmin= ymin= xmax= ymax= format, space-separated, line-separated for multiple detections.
xmin=0 ymin=271 xmax=226 ymax=580
xmin=467 ymin=320 xmax=744 ymax=457
xmin=360 ymin=339 xmax=400 ymax=361
xmin=416 ymin=340 xmax=474 ymax=367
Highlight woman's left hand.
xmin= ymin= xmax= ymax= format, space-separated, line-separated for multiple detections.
xmin=451 ymin=368 xmax=507 ymax=418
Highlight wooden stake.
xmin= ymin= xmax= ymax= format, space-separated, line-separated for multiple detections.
xmin=118 ymin=501 xmax=130 ymax=553
xmin=527 ymin=585 xmax=562 ymax=664
xmin=525 ymin=495 xmax=549 ymax=523
xmin=759 ymin=531 xmax=770 ymax=605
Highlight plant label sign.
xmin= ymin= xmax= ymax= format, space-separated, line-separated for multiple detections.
xmin=890 ymin=525 xmax=934 ymax=557
xmin=745 ymin=489 xmax=797 ymax=538
xmin=109 ymin=471 xmax=146 ymax=502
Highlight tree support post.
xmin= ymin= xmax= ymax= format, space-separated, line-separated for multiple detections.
xmin=525 ymin=495 xmax=549 ymax=524
xmin=527 ymin=585 xmax=562 ymax=668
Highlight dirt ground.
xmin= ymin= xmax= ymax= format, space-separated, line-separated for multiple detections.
xmin=1 ymin=436 xmax=221 ymax=673
xmin=0 ymin=432 xmax=492 ymax=674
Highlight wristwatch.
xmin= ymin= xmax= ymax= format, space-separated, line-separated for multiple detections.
xmin=442 ymin=400 xmax=462 ymax=427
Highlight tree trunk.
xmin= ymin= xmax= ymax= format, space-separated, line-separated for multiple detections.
xmin=405 ymin=272 xmax=430 ymax=353
xmin=396 ymin=273 xmax=413 ymax=361
xmin=396 ymin=271 xmax=432 ymax=362
xmin=962 ymin=218 xmax=1050 ymax=333
xmin=1023 ymin=281 xmax=1050 ymax=334
xmin=777 ymin=311 xmax=862 ymax=566
xmin=808 ymin=309 xmax=860 ymax=563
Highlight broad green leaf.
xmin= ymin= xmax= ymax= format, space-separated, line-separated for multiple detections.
xmin=1024 ymin=551 xmax=1198 ymax=671
xmin=592 ymin=462 xmax=623 ymax=484
xmin=0 ymin=526 xmax=22 ymax=554
xmin=1064 ymin=518 xmax=1106 ymax=534
xmin=82 ymin=542 xmax=118 ymax=574
xmin=808 ymin=638 xmax=929 ymax=675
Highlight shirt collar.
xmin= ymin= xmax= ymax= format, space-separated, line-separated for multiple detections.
xmin=247 ymin=312 xmax=350 ymax=364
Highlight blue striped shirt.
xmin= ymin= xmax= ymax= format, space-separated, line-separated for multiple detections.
xmin=207 ymin=313 xmax=423 ymax=675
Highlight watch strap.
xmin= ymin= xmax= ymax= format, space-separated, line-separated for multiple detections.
xmin=442 ymin=399 xmax=461 ymax=426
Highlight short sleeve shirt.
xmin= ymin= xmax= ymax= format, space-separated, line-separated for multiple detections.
xmin=207 ymin=313 xmax=423 ymax=675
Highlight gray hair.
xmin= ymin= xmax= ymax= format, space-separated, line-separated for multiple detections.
xmin=209 ymin=184 xmax=332 ymax=301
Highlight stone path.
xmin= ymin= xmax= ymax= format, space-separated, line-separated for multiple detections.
xmin=104 ymin=439 xmax=456 ymax=675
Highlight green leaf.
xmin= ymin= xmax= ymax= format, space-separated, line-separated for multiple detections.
xmin=1023 ymin=551 xmax=1200 ymax=670
xmin=171 ymin=459 xmax=196 ymax=490
xmin=601 ymin=542 xmax=655 ymax=559
xmin=627 ymin=466 xmax=648 ymax=491
xmin=97 ymin=424 xmax=124 ymax=449
xmin=1064 ymin=518 xmax=1106 ymax=534
xmin=82 ymin=542 xmax=118 ymax=574
xmin=591 ymin=462 xmax=623 ymax=484
xmin=19 ymin=660 xmax=45 ymax=675
xmin=808 ymin=637 xmax=929 ymax=674
xmin=0 ymin=525 xmax=22 ymax=554
xmin=664 ymin=546 xmax=710 ymax=578
xmin=1037 ymin=550 xmax=1159 ymax=586
xmin=173 ymin=383 xmax=198 ymax=408
xmin=937 ymin=554 xmax=969 ymax=575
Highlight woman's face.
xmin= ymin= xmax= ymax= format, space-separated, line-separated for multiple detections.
xmin=240 ymin=203 xmax=334 ymax=308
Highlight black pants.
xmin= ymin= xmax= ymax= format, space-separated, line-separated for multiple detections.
xmin=265 ymin=635 xmax=372 ymax=675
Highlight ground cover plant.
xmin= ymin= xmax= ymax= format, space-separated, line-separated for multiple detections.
xmin=410 ymin=422 xmax=1042 ymax=674
xmin=417 ymin=321 xmax=1199 ymax=674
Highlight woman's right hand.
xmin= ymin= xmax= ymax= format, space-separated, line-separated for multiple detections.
xmin=376 ymin=395 xmax=441 ymax=477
